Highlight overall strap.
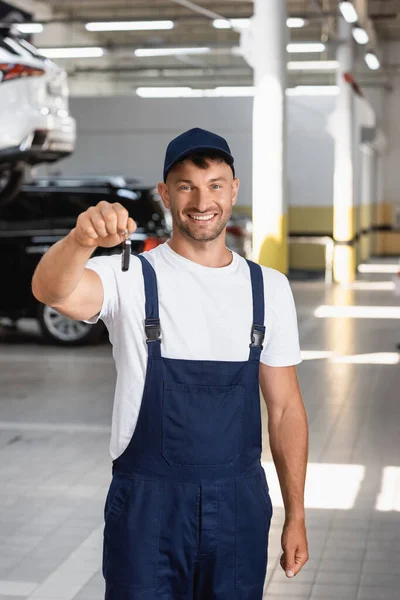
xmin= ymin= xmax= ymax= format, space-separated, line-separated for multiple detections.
xmin=137 ymin=254 xmax=161 ymax=358
xmin=245 ymin=259 xmax=266 ymax=362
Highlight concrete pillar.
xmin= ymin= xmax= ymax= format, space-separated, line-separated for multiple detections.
xmin=360 ymin=146 xmax=374 ymax=261
xmin=333 ymin=18 xmax=356 ymax=283
xmin=252 ymin=0 xmax=288 ymax=273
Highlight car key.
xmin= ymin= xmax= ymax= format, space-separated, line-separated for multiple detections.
xmin=121 ymin=229 xmax=131 ymax=272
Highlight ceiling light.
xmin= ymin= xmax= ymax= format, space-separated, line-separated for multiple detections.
xmin=213 ymin=17 xmax=308 ymax=29
xmin=213 ymin=18 xmax=249 ymax=29
xmin=85 ymin=20 xmax=174 ymax=32
xmin=339 ymin=1 xmax=358 ymax=23
xmin=287 ymin=42 xmax=325 ymax=53
xmin=287 ymin=60 xmax=338 ymax=71
xmin=134 ymin=47 xmax=210 ymax=57
xmin=16 ymin=23 xmax=44 ymax=34
xmin=212 ymin=86 xmax=254 ymax=96
xmin=286 ymin=85 xmax=339 ymax=96
xmin=38 ymin=47 xmax=104 ymax=58
xmin=287 ymin=18 xmax=308 ymax=28
xmin=365 ymin=51 xmax=380 ymax=70
xmin=352 ymin=27 xmax=369 ymax=44
xmin=137 ymin=87 xmax=201 ymax=98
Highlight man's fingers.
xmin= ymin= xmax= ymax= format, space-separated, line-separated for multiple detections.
xmin=111 ymin=202 xmax=131 ymax=235
xmin=281 ymin=546 xmax=309 ymax=577
xmin=99 ymin=204 xmax=118 ymax=235
xmin=127 ymin=217 xmax=137 ymax=235
xmin=90 ymin=212 xmax=109 ymax=238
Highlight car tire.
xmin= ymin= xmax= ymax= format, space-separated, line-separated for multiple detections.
xmin=37 ymin=303 xmax=105 ymax=346
xmin=0 ymin=163 xmax=25 ymax=207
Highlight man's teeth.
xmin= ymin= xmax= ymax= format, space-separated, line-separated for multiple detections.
xmin=189 ymin=214 xmax=215 ymax=221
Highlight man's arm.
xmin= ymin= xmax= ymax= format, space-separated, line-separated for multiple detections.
xmin=32 ymin=201 xmax=136 ymax=321
xmin=259 ymin=363 xmax=309 ymax=577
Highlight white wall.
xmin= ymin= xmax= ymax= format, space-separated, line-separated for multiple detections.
xmin=48 ymin=95 xmax=336 ymax=210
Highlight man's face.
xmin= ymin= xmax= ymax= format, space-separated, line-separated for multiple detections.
xmin=158 ymin=159 xmax=239 ymax=243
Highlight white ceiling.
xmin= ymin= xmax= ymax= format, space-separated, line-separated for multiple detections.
xmin=19 ymin=0 xmax=400 ymax=91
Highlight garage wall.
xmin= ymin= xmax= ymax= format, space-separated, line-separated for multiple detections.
xmin=46 ymin=92 xmax=392 ymax=266
xmin=49 ymin=95 xmax=335 ymax=214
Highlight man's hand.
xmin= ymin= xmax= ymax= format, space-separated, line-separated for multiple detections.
xmin=280 ymin=518 xmax=309 ymax=578
xmin=71 ymin=201 xmax=137 ymax=249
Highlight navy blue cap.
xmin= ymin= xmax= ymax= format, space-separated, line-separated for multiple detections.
xmin=163 ymin=127 xmax=235 ymax=182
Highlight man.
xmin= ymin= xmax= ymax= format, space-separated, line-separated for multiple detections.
xmin=32 ymin=127 xmax=309 ymax=599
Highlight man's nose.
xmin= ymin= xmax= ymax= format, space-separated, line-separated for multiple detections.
xmin=191 ymin=188 xmax=213 ymax=211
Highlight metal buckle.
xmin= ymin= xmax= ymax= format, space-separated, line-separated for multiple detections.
xmin=250 ymin=324 xmax=265 ymax=349
xmin=145 ymin=318 xmax=161 ymax=343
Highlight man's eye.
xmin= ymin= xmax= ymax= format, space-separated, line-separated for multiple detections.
xmin=212 ymin=184 xmax=222 ymax=189
xmin=179 ymin=186 xmax=191 ymax=191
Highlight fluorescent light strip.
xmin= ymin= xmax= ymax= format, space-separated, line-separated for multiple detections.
xmin=16 ymin=23 xmax=44 ymax=34
xmin=134 ymin=47 xmax=210 ymax=57
xmin=137 ymin=85 xmax=339 ymax=98
xmin=339 ymin=1 xmax=358 ymax=24
xmin=288 ymin=60 xmax=338 ymax=71
xmin=287 ymin=85 xmax=339 ymax=96
xmin=287 ymin=18 xmax=308 ymax=28
xmin=213 ymin=18 xmax=250 ymax=29
xmin=352 ymin=27 xmax=369 ymax=44
xmin=38 ymin=47 xmax=104 ymax=59
xmin=85 ymin=20 xmax=174 ymax=31
xmin=136 ymin=86 xmax=255 ymax=98
xmin=213 ymin=18 xmax=308 ymax=29
xmin=287 ymin=42 xmax=325 ymax=53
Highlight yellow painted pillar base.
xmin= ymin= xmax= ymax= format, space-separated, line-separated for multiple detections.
xmin=359 ymin=234 xmax=371 ymax=262
xmin=333 ymin=245 xmax=356 ymax=283
xmin=255 ymin=214 xmax=288 ymax=274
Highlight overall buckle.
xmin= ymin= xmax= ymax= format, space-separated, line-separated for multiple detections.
xmin=250 ymin=324 xmax=265 ymax=349
xmin=145 ymin=318 xmax=161 ymax=343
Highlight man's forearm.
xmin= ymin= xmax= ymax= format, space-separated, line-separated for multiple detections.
xmin=32 ymin=229 xmax=95 ymax=306
xmin=268 ymin=404 xmax=308 ymax=521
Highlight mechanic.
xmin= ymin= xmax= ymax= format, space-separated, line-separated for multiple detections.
xmin=32 ymin=127 xmax=309 ymax=600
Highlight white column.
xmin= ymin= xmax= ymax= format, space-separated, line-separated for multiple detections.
xmin=251 ymin=0 xmax=288 ymax=272
xmin=333 ymin=17 xmax=356 ymax=283
xmin=360 ymin=146 xmax=374 ymax=261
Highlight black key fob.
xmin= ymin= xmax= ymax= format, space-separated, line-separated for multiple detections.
xmin=121 ymin=236 xmax=131 ymax=272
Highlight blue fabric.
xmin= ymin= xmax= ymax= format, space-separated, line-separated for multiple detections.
xmin=102 ymin=255 xmax=273 ymax=599
xmin=163 ymin=127 xmax=235 ymax=181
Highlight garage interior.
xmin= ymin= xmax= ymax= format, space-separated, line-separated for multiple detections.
xmin=1 ymin=1 xmax=400 ymax=599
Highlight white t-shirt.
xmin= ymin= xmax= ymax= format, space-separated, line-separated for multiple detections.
xmin=85 ymin=242 xmax=302 ymax=461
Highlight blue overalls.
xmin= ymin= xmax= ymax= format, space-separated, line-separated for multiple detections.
xmin=103 ymin=254 xmax=273 ymax=600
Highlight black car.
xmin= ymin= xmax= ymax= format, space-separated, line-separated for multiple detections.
xmin=0 ymin=176 xmax=171 ymax=345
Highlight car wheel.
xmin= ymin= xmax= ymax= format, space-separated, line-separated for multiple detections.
xmin=0 ymin=163 xmax=25 ymax=207
xmin=37 ymin=303 xmax=105 ymax=346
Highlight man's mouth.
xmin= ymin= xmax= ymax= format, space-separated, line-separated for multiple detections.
xmin=187 ymin=213 xmax=217 ymax=222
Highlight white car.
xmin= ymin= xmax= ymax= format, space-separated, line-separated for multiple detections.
xmin=0 ymin=26 xmax=76 ymax=204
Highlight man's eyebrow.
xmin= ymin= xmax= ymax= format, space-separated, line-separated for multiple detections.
xmin=174 ymin=177 xmax=227 ymax=185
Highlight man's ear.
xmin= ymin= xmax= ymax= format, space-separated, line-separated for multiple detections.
xmin=158 ymin=182 xmax=170 ymax=210
xmin=232 ymin=177 xmax=240 ymax=206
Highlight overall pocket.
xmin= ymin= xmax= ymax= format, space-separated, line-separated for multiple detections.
xmin=235 ymin=473 xmax=273 ymax=588
xmin=103 ymin=477 xmax=163 ymax=592
xmin=162 ymin=382 xmax=245 ymax=467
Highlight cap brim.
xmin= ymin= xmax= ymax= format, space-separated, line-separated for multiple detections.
xmin=164 ymin=145 xmax=234 ymax=181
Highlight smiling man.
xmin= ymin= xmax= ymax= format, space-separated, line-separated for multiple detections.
xmin=32 ymin=127 xmax=309 ymax=600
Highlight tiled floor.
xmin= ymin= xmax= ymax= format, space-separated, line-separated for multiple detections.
xmin=0 ymin=258 xmax=399 ymax=599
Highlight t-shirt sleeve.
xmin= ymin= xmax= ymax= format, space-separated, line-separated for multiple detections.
xmin=260 ymin=269 xmax=302 ymax=367
xmin=83 ymin=255 xmax=119 ymax=324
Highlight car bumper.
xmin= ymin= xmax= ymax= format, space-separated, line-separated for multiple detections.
xmin=0 ymin=113 xmax=76 ymax=165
